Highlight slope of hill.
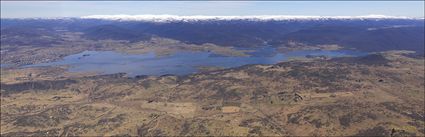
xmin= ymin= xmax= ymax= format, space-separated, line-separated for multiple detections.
xmin=1 ymin=17 xmax=424 ymax=52
xmin=1 ymin=52 xmax=423 ymax=136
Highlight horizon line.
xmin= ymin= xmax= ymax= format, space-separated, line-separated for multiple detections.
xmin=2 ymin=14 xmax=424 ymax=21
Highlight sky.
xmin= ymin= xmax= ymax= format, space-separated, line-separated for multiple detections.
xmin=1 ymin=1 xmax=424 ymax=18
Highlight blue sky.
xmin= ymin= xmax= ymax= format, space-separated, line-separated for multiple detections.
xmin=1 ymin=1 xmax=424 ymax=18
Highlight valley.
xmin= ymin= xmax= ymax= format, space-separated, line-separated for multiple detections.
xmin=1 ymin=17 xmax=424 ymax=136
xmin=1 ymin=51 xmax=424 ymax=136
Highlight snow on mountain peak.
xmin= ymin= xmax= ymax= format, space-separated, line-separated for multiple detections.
xmin=80 ymin=14 xmax=421 ymax=22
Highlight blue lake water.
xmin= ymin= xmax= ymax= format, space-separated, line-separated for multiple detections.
xmin=24 ymin=47 xmax=367 ymax=76
xmin=0 ymin=63 xmax=11 ymax=68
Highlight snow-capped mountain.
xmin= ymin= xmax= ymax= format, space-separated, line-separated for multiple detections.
xmin=80 ymin=15 xmax=423 ymax=22
xmin=1 ymin=15 xmax=424 ymax=53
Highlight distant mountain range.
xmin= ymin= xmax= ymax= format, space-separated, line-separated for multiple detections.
xmin=82 ymin=15 xmax=424 ymax=22
xmin=1 ymin=15 xmax=424 ymax=53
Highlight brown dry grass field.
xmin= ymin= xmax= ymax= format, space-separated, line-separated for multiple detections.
xmin=1 ymin=51 xmax=424 ymax=136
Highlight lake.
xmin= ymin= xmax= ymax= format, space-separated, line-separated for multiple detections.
xmin=24 ymin=47 xmax=367 ymax=76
